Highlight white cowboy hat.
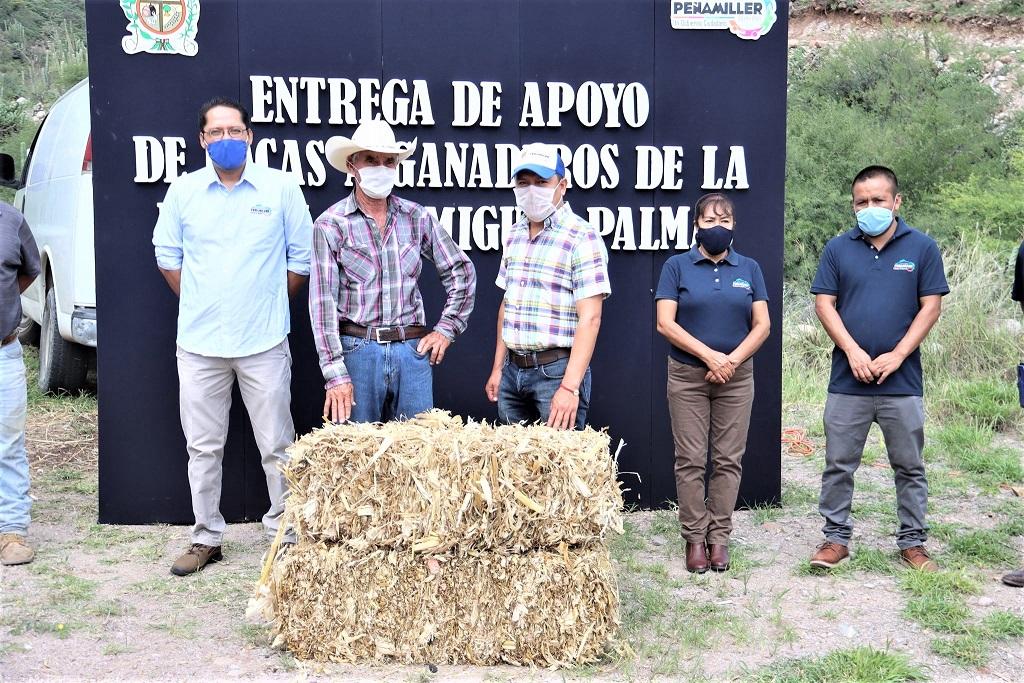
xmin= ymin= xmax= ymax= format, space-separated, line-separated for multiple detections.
xmin=325 ymin=120 xmax=418 ymax=175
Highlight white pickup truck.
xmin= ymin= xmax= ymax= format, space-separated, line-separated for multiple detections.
xmin=0 ymin=78 xmax=96 ymax=393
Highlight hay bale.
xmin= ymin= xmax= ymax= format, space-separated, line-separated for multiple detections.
xmin=284 ymin=410 xmax=623 ymax=551
xmin=265 ymin=542 xmax=620 ymax=667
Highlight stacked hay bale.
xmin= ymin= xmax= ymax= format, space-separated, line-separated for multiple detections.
xmin=254 ymin=410 xmax=624 ymax=667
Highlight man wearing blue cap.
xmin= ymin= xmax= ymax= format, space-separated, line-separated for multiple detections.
xmin=484 ymin=143 xmax=611 ymax=430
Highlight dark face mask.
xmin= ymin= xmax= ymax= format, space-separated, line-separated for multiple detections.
xmin=696 ymin=225 xmax=733 ymax=256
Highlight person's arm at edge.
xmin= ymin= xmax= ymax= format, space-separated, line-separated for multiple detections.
xmin=17 ymin=217 xmax=41 ymax=293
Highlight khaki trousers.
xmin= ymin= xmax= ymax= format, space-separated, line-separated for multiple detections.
xmin=176 ymin=339 xmax=295 ymax=546
xmin=667 ymin=357 xmax=754 ymax=545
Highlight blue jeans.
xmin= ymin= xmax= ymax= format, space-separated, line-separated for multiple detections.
xmin=0 ymin=340 xmax=30 ymax=534
xmin=497 ymin=356 xmax=591 ymax=430
xmin=342 ymin=335 xmax=433 ymax=422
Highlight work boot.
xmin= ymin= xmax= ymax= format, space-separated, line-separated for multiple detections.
xmin=685 ymin=541 xmax=709 ymax=574
xmin=0 ymin=533 xmax=35 ymax=566
xmin=708 ymin=543 xmax=730 ymax=572
xmin=809 ymin=540 xmax=849 ymax=569
xmin=170 ymin=543 xmax=222 ymax=576
xmin=900 ymin=545 xmax=938 ymax=572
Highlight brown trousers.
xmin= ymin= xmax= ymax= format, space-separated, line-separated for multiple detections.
xmin=667 ymin=357 xmax=754 ymax=545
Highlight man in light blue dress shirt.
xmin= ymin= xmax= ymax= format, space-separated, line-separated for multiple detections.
xmin=153 ymin=97 xmax=312 ymax=576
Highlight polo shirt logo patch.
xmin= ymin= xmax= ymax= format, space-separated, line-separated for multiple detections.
xmin=731 ymin=278 xmax=752 ymax=290
xmin=893 ymin=259 xmax=916 ymax=272
xmin=250 ymin=204 xmax=272 ymax=217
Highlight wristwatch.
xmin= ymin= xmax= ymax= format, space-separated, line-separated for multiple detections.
xmin=559 ymin=383 xmax=579 ymax=397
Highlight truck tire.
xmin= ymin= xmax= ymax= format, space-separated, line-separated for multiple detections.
xmin=38 ymin=285 xmax=89 ymax=394
xmin=16 ymin=313 xmax=40 ymax=346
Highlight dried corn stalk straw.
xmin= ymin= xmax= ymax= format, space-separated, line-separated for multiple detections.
xmin=265 ymin=543 xmax=620 ymax=667
xmin=284 ymin=410 xmax=624 ymax=551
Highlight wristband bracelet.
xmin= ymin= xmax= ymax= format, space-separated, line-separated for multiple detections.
xmin=559 ymin=384 xmax=579 ymax=397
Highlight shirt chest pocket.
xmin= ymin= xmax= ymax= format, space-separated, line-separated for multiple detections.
xmin=340 ymin=236 xmax=377 ymax=284
xmin=397 ymin=225 xmax=421 ymax=278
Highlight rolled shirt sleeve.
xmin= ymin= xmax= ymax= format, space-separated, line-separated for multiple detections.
xmin=152 ymin=182 xmax=184 ymax=270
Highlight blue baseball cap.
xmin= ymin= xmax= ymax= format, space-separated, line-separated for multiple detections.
xmin=512 ymin=143 xmax=565 ymax=180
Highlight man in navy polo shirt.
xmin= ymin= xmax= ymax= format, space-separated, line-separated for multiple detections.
xmin=809 ymin=165 xmax=949 ymax=572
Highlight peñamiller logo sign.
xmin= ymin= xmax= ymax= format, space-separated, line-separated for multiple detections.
xmin=670 ymin=0 xmax=777 ymax=40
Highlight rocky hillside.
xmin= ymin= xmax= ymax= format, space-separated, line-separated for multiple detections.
xmin=789 ymin=2 xmax=1024 ymax=124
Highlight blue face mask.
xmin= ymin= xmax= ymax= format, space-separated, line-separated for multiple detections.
xmin=207 ymin=139 xmax=248 ymax=170
xmin=856 ymin=204 xmax=896 ymax=237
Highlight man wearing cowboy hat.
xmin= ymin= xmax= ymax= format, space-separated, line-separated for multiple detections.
xmin=310 ymin=119 xmax=476 ymax=423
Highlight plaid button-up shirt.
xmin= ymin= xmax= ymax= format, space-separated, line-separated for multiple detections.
xmin=310 ymin=192 xmax=476 ymax=388
xmin=496 ymin=202 xmax=610 ymax=353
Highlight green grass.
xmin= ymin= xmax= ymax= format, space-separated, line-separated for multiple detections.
xmin=945 ymin=529 xmax=1018 ymax=568
xmin=747 ymin=645 xmax=927 ymax=683
xmin=899 ymin=569 xmax=980 ymax=596
xmin=904 ymin=593 xmax=971 ymax=633
xmin=935 ymin=378 xmax=1019 ymax=430
xmin=981 ymin=611 xmax=1024 ymax=639
xmin=848 ymin=547 xmax=900 ymax=574
xmin=931 ymin=632 xmax=991 ymax=668
xmin=782 ymin=481 xmax=818 ymax=510
xmin=34 ymin=467 xmax=97 ymax=495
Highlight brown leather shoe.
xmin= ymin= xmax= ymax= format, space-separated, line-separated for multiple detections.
xmin=708 ymin=543 xmax=730 ymax=572
xmin=0 ymin=533 xmax=35 ymax=566
xmin=809 ymin=540 xmax=849 ymax=569
xmin=685 ymin=541 xmax=709 ymax=574
xmin=1001 ymin=568 xmax=1024 ymax=587
xmin=900 ymin=545 xmax=938 ymax=572
xmin=170 ymin=543 xmax=222 ymax=576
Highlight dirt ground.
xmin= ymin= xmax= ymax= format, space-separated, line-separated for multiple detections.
xmin=1 ymin=397 xmax=1022 ymax=681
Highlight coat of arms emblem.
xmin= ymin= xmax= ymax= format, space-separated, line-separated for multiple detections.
xmin=120 ymin=0 xmax=201 ymax=56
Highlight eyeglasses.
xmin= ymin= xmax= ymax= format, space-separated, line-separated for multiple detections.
xmin=202 ymin=127 xmax=248 ymax=140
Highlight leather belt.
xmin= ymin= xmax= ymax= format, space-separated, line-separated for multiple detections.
xmin=339 ymin=322 xmax=429 ymax=343
xmin=1 ymin=333 xmax=16 ymax=346
xmin=509 ymin=347 xmax=571 ymax=368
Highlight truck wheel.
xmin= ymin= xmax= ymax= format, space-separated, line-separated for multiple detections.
xmin=16 ymin=313 xmax=40 ymax=347
xmin=38 ymin=285 xmax=88 ymax=394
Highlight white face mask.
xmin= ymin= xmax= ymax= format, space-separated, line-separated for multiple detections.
xmin=356 ymin=165 xmax=397 ymax=199
xmin=514 ymin=185 xmax=558 ymax=223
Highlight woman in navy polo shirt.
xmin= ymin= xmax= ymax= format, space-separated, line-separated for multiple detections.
xmin=655 ymin=193 xmax=770 ymax=573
